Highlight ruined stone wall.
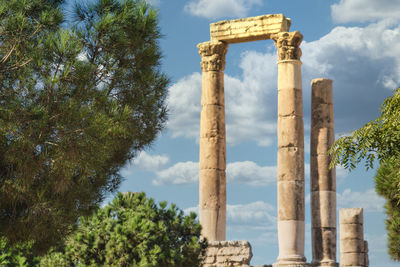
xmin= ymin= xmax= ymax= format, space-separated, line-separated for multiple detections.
xmin=203 ymin=240 xmax=252 ymax=267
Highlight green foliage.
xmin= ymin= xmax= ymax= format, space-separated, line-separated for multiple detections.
xmin=330 ymin=88 xmax=400 ymax=260
xmin=0 ymin=0 xmax=168 ymax=252
xmin=41 ymin=192 xmax=207 ymax=266
xmin=375 ymin=158 xmax=400 ymax=260
xmin=330 ymin=88 xmax=400 ymax=170
xmin=0 ymin=237 xmax=40 ymax=266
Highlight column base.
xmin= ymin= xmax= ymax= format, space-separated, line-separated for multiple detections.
xmin=310 ymin=261 xmax=338 ymax=267
xmin=273 ymin=263 xmax=309 ymax=267
xmin=273 ymin=256 xmax=308 ymax=267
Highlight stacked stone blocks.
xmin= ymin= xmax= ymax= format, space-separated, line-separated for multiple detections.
xmin=339 ymin=208 xmax=369 ymax=267
xmin=203 ymin=241 xmax=253 ymax=267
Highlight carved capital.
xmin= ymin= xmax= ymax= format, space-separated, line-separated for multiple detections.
xmin=198 ymin=41 xmax=228 ymax=72
xmin=272 ymin=31 xmax=303 ymax=61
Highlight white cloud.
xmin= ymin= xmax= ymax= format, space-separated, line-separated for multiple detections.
xmin=227 ymin=201 xmax=275 ymax=227
xmin=302 ymin=20 xmax=400 ymax=133
xmin=184 ymin=0 xmax=262 ymax=20
xmin=153 ymin=161 xmax=198 ymax=185
xmin=167 ymin=50 xmax=277 ymax=147
xmin=227 ymin=161 xmax=276 ymax=186
xmin=121 ymin=151 xmax=169 ymax=176
xmin=337 ymin=188 xmax=385 ymax=212
xmin=152 ymin=160 xmax=277 ymax=186
xmin=184 ymin=201 xmax=276 ymax=231
xmin=166 ymin=73 xmax=202 ymax=140
xmin=331 ymin=0 xmax=400 ymax=23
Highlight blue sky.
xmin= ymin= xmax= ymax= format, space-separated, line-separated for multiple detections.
xmin=109 ymin=0 xmax=400 ymax=266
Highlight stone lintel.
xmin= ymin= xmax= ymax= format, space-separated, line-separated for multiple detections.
xmin=210 ymin=14 xmax=291 ymax=44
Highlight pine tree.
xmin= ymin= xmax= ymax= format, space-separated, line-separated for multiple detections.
xmin=0 ymin=0 xmax=168 ymax=252
xmin=40 ymin=192 xmax=207 ymax=266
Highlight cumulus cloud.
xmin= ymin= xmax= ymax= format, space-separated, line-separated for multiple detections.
xmin=227 ymin=161 xmax=276 ymax=186
xmin=153 ymin=161 xmax=198 ymax=185
xmin=184 ymin=0 xmax=262 ymax=20
xmin=121 ymin=151 xmax=169 ymax=176
xmin=152 ymin=160 xmax=276 ymax=186
xmin=337 ymin=188 xmax=385 ymax=212
xmin=166 ymin=73 xmax=202 ymax=140
xmin=167 ymin=51 xmax=277 ymax=146
xmin=331 ymin=0 xmax=400 ymax=23
xmin=184 ymin=201 xmax=276 ymax=231
xmin=227 ymin=201 xmax=276 ymax=229
xmin=302 ymin=20 xmax=400 ymax=133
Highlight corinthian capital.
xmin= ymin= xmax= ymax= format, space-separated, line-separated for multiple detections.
xmin=197 ymin=41 xmax=228 ymax=72
xmin=272 ymin=31 xmax=303 ymax=61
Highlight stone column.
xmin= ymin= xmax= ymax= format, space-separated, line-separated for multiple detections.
xmin=339 ymin=208 xmax=367 ymax=267
xmin=273 ymin=31 xmax=307 ymax=266
xmin=310 ymin=79 xmax=338 ymax=267
xmin=197 ymin=41 xmax=228 ymax=241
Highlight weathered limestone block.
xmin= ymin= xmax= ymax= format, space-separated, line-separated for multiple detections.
xmin=310 ymin=156 xmax=336 ymax=191
xmin=311 ymin=227 xmax=336 ymax=263
xmin=310 ymin=127 xmax=335 ymax=156
xmin=201 ymin=72 xmax=225 ymax=105
xmin=311 ymin=104 xmax=334 ymax=129
xmin=199 ymin=137 xmax=226 ymax=170
xmin=311 ymin=191 xmax=336 ymax=228
xmin=203 ymin=240 xmax=253 ymax=267
xmin=277 ymin=181 xmax=305 ymax=220
xmin=339 ymin=208 xmax=368 ymax=267
xmin=340 ymin=239 xmax=365 ymax=253
xmin=199 ymin=169 xmax=226 ymax=208
xmin=339 ymin=224 xmax=364 ymax=240
xmin=200 ymin=105 xmax=226 ymax=138
xmin=277 ymin=116 xmax=304 ymax=148
xmin=210 ymin=14 xmax=291 ymax=44
xmin=340 ymin=252 xmax=365 ymax=267
xmin=278 ymin=88 xmax=303 ymax=117
xmin=339 ymin=208 xmax=364 ymax=225
xmin=277 ymin=62 xmax=303 ymax=89
xmin=277 ymin=147 xmax=304 ymax=181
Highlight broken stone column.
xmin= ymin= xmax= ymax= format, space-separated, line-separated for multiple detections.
xmin=310 ymin=79 xmax=338 ymax=267
xmin=197 ymin=41 xmax=228 ymax=241
xmin=273 ymin=31 xmax=307 ymax=267
xmin=339 ymin=208 xmax=368 ymax=267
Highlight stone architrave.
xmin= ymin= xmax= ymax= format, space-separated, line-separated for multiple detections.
xmin=272 ymin=31 xmax=307 ymax=267
xmin=198 ymin=41 xmax=228 ymax=241
xmin=339 ymin=208 xmax=368 ymax=267
xmin=310 ymin=79 xmax=338 ymax=267
xmin=210 ymin=14 xmax=291 ymax=44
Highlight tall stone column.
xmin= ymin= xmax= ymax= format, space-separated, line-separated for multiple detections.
xmin=311 ymin=79 xmax=338 ymax=267
xmin=273 ymin=31 xmax=307 ymax=266
xmin=197 ymin=41 xmax=228 ymax=241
